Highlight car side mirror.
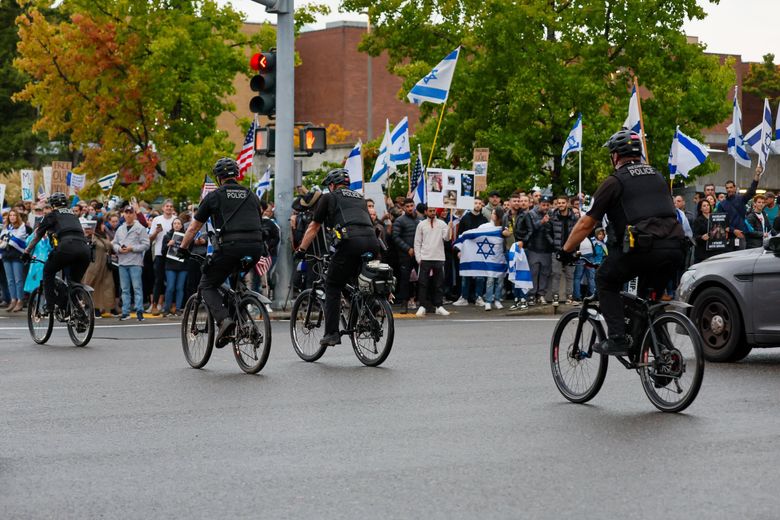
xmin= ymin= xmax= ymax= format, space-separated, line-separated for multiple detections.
xmin=765 ymin=236 xmax=780 ymax=255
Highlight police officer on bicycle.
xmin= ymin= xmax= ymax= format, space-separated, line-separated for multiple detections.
xmin=179 ymin=158 xmax=266 ymax=347
xmin=295 ymin=168 xmax=380 ymax=347
xmin=558 ymin=130 xmax=686 ymax=356
xmin=22 ymin=192 xmax=91 ymax=314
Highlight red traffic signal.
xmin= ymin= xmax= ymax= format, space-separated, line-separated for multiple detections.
xmin=249 ymin=51 xmax=276 ymax=116
xmin=250 ymin=52 xmax=274 ymax=72
xmin=299 ymin=126 xmax=327 ymax=154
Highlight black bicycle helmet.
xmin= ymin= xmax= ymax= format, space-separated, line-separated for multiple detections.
xmin=212 ymin=157 xmax=240 ymax=179
xmin=48 ymin=192 xmax=68 ymax=208
xmin=322 ymin=168 xmax=350 ymax=188
xmin=603 ymin=130 xmax=642 ymax=158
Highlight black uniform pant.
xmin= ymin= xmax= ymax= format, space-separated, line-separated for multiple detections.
xmin=43 ymin=239 xmax=91 ymax=310
xmin=596 ymin=246 xmax=685 ymax=337
xmin=324 ymin=237 xmax=379 ymax=337
xmin=199 ymin=242 xmax=264 ymax=323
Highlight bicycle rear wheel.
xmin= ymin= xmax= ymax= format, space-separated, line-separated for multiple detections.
xmin=550 ymin=309 xmax=609 ymax=404
xmin=181 ymin=294 xmax=214 ymax=369
xmin=290 ymin=289 xmax=328 ymax=362
xmin=232 ymin=295 xmax=271 ymax=374
xmin=350 ymin=295 xmax=394 ymax=367
xmin=27 ymin=288 xmax=53 ymax=345
xmin=67 ymin=286 xmax=95 ymax=347
xmin=638 ymin=311 xmax=704 ymax=413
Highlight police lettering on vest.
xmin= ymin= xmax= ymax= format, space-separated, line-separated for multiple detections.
xmin=212 ymin=184 xmax=263 ymax=241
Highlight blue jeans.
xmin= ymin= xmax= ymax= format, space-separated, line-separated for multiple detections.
xmin=119 ymin=265 xmax=144 ymax=314
xmin=460 ymin=276 xmax=485 ymax=300
xmin=164 ymin=270 xmax=188 ymax=312
xmin=3 ymin=259 xmax=25 ymax=301
xmin=573 ymin=256 xmax=597 ymax=299
xmin=484 ymin=276 xmax=504 ymax=303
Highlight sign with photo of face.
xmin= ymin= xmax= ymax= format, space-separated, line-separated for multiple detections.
xmin=426 ymin=169 xmax=475 ymax=210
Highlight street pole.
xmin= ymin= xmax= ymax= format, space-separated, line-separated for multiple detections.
xmin=366 ymin=16 xmax=372 ymax=140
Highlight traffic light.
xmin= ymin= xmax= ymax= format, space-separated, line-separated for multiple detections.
xmin=255 ymin=126 xmax=275 ymax=155
xmin=299 ymin=126 xmax=327 ymax=154
xmin=249 ymin=51 xmax=276 ymax=116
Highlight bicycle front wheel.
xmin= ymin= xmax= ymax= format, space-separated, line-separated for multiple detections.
xmin=638 ymin=311 xmax=704 ymax=413
xmin=550 ymin=309 xmax=609 ymax=404
xmin=27 ymin=288 xmax=53 ymax=345
xmin=290 ymin=289 xmax=328 ymax=362
xmin=181 ymin=295 xmax=214 ymax=369
xmin=67 ymin=286 xmax=95 ymax=347
xmin=350 ymin=295 xmax=394 ymax=367
xmin=232 ymin=295 xmax=272 ymax=374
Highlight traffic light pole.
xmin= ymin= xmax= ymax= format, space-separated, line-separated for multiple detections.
xmin=272 ymin=1 xmax=295 ymax=310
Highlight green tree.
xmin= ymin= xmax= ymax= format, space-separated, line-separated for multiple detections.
xmin=743 ymin=53 xmax=780 ymax=107
xmin=343 ymin=0 xmax=733 ymax=194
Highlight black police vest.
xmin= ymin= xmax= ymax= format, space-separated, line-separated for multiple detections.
xmin=612 ymin=163 xmax=676 ymax=224
xmin=330 ymin=188 xmax=373 ymax=237
xmin=51 ymin=209 xmax=85 ymax=239
xmin=213 ymin=184 xmax=263 ymax=238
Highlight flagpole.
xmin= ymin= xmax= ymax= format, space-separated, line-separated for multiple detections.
xmin=634 ymin=76 xmax=650 ymax=163
xmin=578 ymin=150 xmax=582 ymax=205
xmin=426 ymin=100 xmax=448 ymax=173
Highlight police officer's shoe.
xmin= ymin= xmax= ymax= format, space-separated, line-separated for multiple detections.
xmin=215 ymin=318 xmax=236 ymax=349
xmin=593 ymin=335 xmax=632 ymax=356
xmin=320 ymin=333 xmax=341 ymax=347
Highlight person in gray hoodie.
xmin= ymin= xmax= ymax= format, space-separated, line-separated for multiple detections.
xmin=112 ymin=206 xmax=150 ymax=320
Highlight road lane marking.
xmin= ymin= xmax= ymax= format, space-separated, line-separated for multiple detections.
xmin=0 ymin=322 xmax=182 ymax=331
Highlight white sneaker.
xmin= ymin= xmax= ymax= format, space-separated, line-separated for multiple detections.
xmin=452 ymin=297 xmax=469 ymax=306
xmin=475 ymin=296 xmax=485 ymax=306
xmin=435 ymin=306 xmax=450 ymax=316
xmin=493 ymin=300 xmax=504 ymax=310
xmin=415 ymin=306 xmax=426 ymax=317
xmin=484 ymin=302 xmax=492 ymax=311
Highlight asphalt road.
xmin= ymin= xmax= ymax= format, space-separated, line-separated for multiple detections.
xmin=1 ymin=311 xmax=780 ymax=519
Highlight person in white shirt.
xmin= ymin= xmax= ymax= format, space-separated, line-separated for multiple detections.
xmin=148 ymin=199 xmax=176 ymax=315
xmin=413 ymin=205 xmax=453 ymax=317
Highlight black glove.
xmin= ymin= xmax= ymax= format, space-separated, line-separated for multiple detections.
xmin=21 ymin=251 xmax=32 ymax=264
xmin=176 ymin=247 xmax=190 ymax=260
xmin=294 ymin=249 xmax=307 ymax=261
xmin=555 ymin=249 xmax=577 ymax=266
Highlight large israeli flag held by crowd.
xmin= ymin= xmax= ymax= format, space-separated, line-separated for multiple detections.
xmin=727 ymin=87 xmax=751 ymax=168
xmin=454 ymin=224 xmax=507 ymax=278
xmin=507 ymin=243 xmax=533 ymax=290
xmin=389 ymin=117 xmax=411 ymax=165
xmin=668 ymin=127 xmax=708 ymax=178
xmin=407 ymin=47 xmax=461 ymax=105
xmin=758 ymin=98 xmax=773 ymax=168
xmin=561 ymin=113 xmax=582 ymax=165
xmin=370 ymin=120 xmax=391 ymax=183
xmin=345 ymin=140 xmax=363 ymax=192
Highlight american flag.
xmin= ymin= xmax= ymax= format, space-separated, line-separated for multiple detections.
xmin=200 ymin=174 xmax=217 ymax=201
xmin=254 ymin=255 xmax=273 ymax=277
xmin=410 ymin=144 xmax=424 ymax=191
xmin=236 ymin=120 xmax=257 ymax=181
xmin=37 ymin=185 xmax=47 ymax=202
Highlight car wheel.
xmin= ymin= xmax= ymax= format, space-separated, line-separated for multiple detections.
xmin=692 ymin=287 xmax=744 ymax=362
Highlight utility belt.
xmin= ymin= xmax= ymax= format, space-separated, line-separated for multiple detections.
xmin=53 ymin=233 xmax=87 ymax=248
xmin=622 ymin=225 xmax=685 ymax=253
xmin=212 ymin=229 xmax=263 ymax=252
xmin=332 ymin=225 xmax=374 ymax=246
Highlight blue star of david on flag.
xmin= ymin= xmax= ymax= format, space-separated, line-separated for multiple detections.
xmin=475 ymin=237 xmax=496 ymax=260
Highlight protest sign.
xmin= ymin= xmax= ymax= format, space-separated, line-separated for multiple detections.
xmin=51 ymin=161 xmax=71 ymax=194
xmin=706 ymin=213 xmax=728 ymax=251
xmin=472 ymin=148 xmax=489 ymax=192
xmin=0 ymin=183 xmax=6 ymax=210
xmin=166 ymin=232 xmax=186 ymax=262
xmin=426 ymin=168 xmax=475 ymax=210
xmin=20 ymin=169 xmax=35 ymax=202
xmin=42 ymin=166 xmax=52 ymax=197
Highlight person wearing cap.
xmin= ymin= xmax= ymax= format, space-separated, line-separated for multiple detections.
xmin=559 ymin=129 xmax=686 ymax=356
xmin=111 ymin=205 xmax=151 ymax=321
xmin=295 ymin=168 xmax=380 ymax=347
xmin=517 ymin=194 xmax=554 ymax=305
xmin=481 ymin=191 xmax=502 ymax=220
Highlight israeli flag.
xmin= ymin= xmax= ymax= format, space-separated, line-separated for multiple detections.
xmin=345 ymin=140 xmax=363 ymax=192
xmin=389 ymin=117 xmax=411 ymax=165
xmin=759 ymin=98 xmax=773 ymax=169
xmin=561 ymin=113 xmax=583 ymax=165
xmin=255 ymin=165 xmax=271 ymax=198
xmin=744 ymin=122 xmax=762 ymax=151
xmin=668 ymin=126 xmax=708 ymax=178
xmin=97 ymin=171 xmax=119 ymax=192
xmin=413 ymin=170 xmax=426 ymax=205
xmin=623 ymin=84 xmax=647 ymax=160
xmin=407 ymin=47 xmax=461 ymax=105
xmin=727 ymin=88 xmax=751 ymax=168
xmin=454 ymin=224 xmax=507 ymax=278
xmin=507 ymin=243 xmax=533 ymax=290
xmin=370 ymin=120 xmax=391 ymax=184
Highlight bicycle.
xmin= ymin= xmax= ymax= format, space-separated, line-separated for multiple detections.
xmin=290 ymin=252 xmax=394 ymax=367
xmin=550 ymin=260 xmax=704 ymax=413
xmin=180 ymin=253 xmax=272 ymax=374
xmin=26 ymin=258 xmax=95 ymax=347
